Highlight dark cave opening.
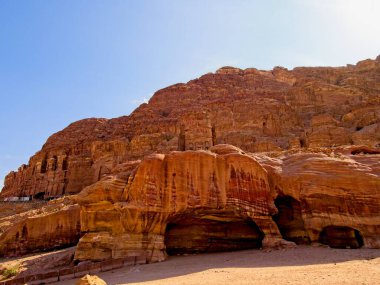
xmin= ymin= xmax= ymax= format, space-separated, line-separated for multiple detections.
xmin=164 ymin=215 xmax=264 ymax=255
xmin=351 ymin=147 xmax=380 ymax=155
xmin=33 ymin=192 xmax=45 ymax=200
xmin=299 ymin=138 xmax=306 ymax=148
xmin=62 ymin=158 xmax=68 ymax=170
xmin=40 ymin=159 xmax=47 ymax=173
xmin=319 ymin=226 xmax=363 ymax=249
xmin=273 ymin=195 xmax=310 ymax=244
xmin=21 ymin=225 xmax=28 ymax=240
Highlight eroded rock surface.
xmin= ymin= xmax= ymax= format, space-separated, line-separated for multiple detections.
xmin=0 ymin=197 xmax=81 ymax=257
xmin=0 ymin=57 xmax=379 ymax=260
xmin=73 ymin=145 xmax=379 ymax=262
xmin=2 ymin=57 xmax=380 ymax=199
xmin=75 ymin=145 xmax=283 ymax=262
xmin=254 ymin=147 xmax=380 ymax=248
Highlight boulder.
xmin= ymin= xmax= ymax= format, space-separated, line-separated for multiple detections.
xmin=76 ymin=274 xmax=107 ymax=285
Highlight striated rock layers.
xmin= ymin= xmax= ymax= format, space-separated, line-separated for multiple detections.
xmin=2 ymin=56 xmax=380 ymax=199
xmin=255 ymin=148 xmax=380 ymax=249
xmin=73 ymin=145 xmax=380 ymax=262
xmin=0 ymin=197 xmax=81 ymax=257
xmin=74 ymin=145 xmax=287 ymax=262
xmin=0 ymin=56 xmax=379 ymax=260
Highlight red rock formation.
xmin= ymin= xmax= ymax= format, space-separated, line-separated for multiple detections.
xmin=0 ymin=197 xmax=81 ymax=257
xmin=74 ymin=145 xmax=288 ymax=262
xmin=2 ymin=56 xmax=379 ymax=199
xmin=73 ymin=145 xmax=379 ymax=262
xmin=0 ymin=56 xmax=379 ymax=260
xmin=254 ymin=146 xmax=380 ymax=248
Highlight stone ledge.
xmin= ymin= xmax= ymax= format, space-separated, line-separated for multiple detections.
xmin=1 ymin=255 xmax=147 ymax=285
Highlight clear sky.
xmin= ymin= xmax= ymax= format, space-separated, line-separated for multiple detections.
xmin=1 ymin=0 xmax=380 ymax=187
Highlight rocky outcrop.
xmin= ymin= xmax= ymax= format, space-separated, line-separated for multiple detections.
xmin=0 ymin=56 xmax=379 ymax=260
xmin=72 ymin=144 xmax=379 ymax=262
xmin=254 ymin=146 xmax=380 ymax=248
xmin=2 ymin=56 xmax=380 ymax=199
xmin=74 ymin=145 xmax=285 ymax=262
xmin=0 ymin=145 xmax=378 ymax=260
xmin=0 ymin=197 xmax=81 ymax=257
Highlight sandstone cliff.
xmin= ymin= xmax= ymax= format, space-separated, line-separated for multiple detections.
xmin=254 ymin=147 xmax=380 ymax=248
xmin=0 ymin=57 xmax=379 ymax=260
xmin=73 ymin=145 xmax=379 ymax=262
xmin=74 ymin=145 xmax=286 ymax=262
xmin=2 ymin=56 xmax=380 ymax=199
xmin=0 ymin=197 xmax=81 ymax=257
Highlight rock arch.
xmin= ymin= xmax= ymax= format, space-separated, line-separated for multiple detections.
xmin=75 ymin=145 xmax=285 ymax=263
xmin=164 ymin=210 xmax=264 ymax=255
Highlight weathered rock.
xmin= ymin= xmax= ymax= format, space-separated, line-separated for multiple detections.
xmin=76 ymin=274 xmax=107 ymax=285
xmin=255 ymin=147 xmax=380 ymax=248
xmin=0 ymin=197 xmax=81 ymax=257
xmin=2 ymin=56 xmax=380 ymax=199
xmin=1 ymin=56 xmax=380 ymax=260
xmin=0 ymin=201 xmax=47 ymax=219
xmin=73 ymin=145 xmax=380 ymax=262
xmin=75 ymin=146 xmax=283 ymax=262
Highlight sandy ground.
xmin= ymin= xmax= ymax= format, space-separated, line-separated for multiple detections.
xmin=53 ymin=246 xmax=380 ymax=285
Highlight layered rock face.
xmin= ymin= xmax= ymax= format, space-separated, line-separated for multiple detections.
xmin=2 ymin=57 xmax=380 ymax=199
xmin=74 ymin=145 xmax=380 ymax=262
xmin=0 ymin=56 xmax=379 ymax=260
xmin=0 ymin=197 xmax=81 ymax=257
xmin=75 ymin=145 xmax=284 ymax=262
xmin=255 ymin=148 xmax=380 ymax=248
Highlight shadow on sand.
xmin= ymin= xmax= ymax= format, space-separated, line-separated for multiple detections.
xmin=55 ymin=246 xmax=380 ymax=285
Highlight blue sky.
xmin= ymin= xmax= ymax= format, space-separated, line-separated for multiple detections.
xmin=1 ymin=0 xmax=380 ymax=187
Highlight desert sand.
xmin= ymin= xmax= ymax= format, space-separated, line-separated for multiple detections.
xmin=53 ymin=246 xmax=380 ymax=285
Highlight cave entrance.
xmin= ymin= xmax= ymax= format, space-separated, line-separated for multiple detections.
xmin=164 ymin=214 xmax=264 ymax=255
xmin=33 ymin=192 xmax=45 ymax=200
xmin=319 ymin=226 xmax=363 ymax=249
xmin=272 ymin=195 xmax=310 ymax=244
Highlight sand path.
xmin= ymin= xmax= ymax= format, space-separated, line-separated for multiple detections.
xmin=53 ymin=246 xmax=380 ymax=285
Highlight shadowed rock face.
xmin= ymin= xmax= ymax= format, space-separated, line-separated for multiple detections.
xmin=319 ymin=226 xmax=364 ymax=249
xmin=273 ymin=195 xmax=310 ymax=244
xmin=2 ymin=57 xmax=380 ymax=199
xmin=165 ymin=217 xmax=264 ymax=255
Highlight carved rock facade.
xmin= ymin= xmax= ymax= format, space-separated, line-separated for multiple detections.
xmin=0 ymin=57 xmax=379 ymax=259
xmin=2 ymin=57 xmax=380 ymax=199
xmin=75 ymin=145 xmax=285 ymax=262
xmin=73 ymin=145 xmax=380 ymax=262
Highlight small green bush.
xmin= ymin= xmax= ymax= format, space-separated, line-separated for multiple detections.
xmin=2 ymin=266 xmax=19 ymax=279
